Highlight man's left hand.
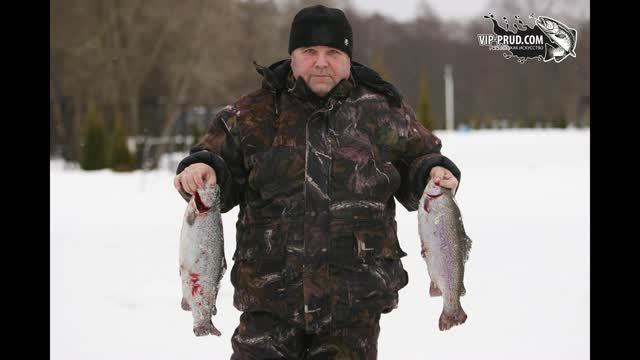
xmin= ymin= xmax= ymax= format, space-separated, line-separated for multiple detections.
xmin=429 ymin=166 xmax=458 ymax=195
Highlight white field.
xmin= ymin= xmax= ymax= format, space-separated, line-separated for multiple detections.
xmin=51 ymin=129 xmax=589 ymax=359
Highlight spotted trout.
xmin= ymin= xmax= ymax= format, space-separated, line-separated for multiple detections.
xmin=179 ymin=184 xmax=226 ymax=336
xmin=536 ymin=16 xmax=577 ymax=63
xmin=418 ymin=178 xmax=472 ymax=331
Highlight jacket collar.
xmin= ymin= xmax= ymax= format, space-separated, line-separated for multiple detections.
xmin=254 ymin=58 xmax=403 ymax=108
xmin=285 ymin=70 xmax=354 ymax=104
xmin=254 ymin=59 xmax=354 ymax=105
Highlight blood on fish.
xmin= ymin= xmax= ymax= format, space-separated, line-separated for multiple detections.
xmin=194 ymin=192 xmax=210 ymax=214
xmin=189 ymin=272 xmax=202 ymax=296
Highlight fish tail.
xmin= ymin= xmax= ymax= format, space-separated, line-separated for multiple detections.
xmin=544 ymin=44 xmax=554 ymax=61
xmin=181 ymin=297 xmax=191 ymax=311
xmin=429 ymin=281 xmax=442 ymax=297
xmin=439 ymin=307 xmax=468 ymax=331
xmin=193 ymin=319 xmax=222 ymax=337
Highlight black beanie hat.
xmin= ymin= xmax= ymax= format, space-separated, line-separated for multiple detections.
xmin=288 ymin=5 xmax=353 ymax=58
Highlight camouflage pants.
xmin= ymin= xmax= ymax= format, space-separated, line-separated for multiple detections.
xmin=230 ymin=310 xmax=382 ymax=360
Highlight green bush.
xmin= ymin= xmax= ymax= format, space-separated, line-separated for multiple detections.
xmin=554 ymin=115 xmax=568 ymax=128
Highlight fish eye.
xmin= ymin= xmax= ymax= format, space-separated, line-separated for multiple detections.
xmin=556 ymin=33 xmax=565 ymax=39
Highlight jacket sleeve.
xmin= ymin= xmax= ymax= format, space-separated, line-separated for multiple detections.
xmin=175 ymin=105 xmax=245 ymax=213
xmin=393 ymin=102 xmax=461 ymax=211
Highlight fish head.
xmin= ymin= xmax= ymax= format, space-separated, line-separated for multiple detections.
xmin=537 ymin=16 xmax=575 ymax=53
xmin=536 ymin=16 xmax=559 ymax=35
xmin=425 ymin=179 xmax=444 ymax=198
xmin=192 ymin=184 xmax=221 ymax=214
xmin=423 ymin=179 xmax=445 ymax=212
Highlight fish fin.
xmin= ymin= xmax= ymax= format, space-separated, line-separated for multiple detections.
xmin=439 ymin=308 xmax=468 ymax=331
xmin=460 ymin=283 xmax=466 ymax=297
xmin=554 ymin=55 xmax=566 ymax=63
xmin=429 ymin=281 xmax=442 ymax=297
xmin=212 ymin=305 xmax=217 ymax=316
xmin=211 ymin=325 xmax=222 ymax=337
xmin=463 ymin=234 xmax=472 ymax=263
xmin=570 ymin=29 xmax=577 ymax=38
xmin=456 ymin=214 xmax=472 ymax=264
xmin=570 ymin=49 xmax=576 ymax=57
xmin=544 ymin=44 xmax=555 ymax=62
xmin=181 ymin=297 xmax=191 ymax=311
xmin=186 ymin=209 xmax=196 ymax=225
xmin=193 ymin=321 xmax=221 ymax=337
xmin=223 ymin=257 xmax=227 ymax=276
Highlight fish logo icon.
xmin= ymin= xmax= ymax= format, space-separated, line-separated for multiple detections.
xmin=479 ymin=13 xmax=578 ymax=63
xmin=535 ymin=16 xmax=577 ymax=63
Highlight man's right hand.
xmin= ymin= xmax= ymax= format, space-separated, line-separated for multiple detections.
xmin=174 ymin=163 xmax=217 ymax=195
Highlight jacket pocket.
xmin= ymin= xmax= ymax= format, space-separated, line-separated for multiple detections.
xmin=230 ymin=223 xmax=288 ymax=310
xmin=343 ymin=220 xmax=409 ymax=307
xmin=233 ymin=223 xmax=287 ymax=261
xmin=353 ymin=220 xmax=407 ymax=261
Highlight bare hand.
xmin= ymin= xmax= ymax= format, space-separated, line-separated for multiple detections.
xmin=429 ymin=166 xmax=458 ymax=195
xmin=174 ymin=163 xmax=217 ymax=195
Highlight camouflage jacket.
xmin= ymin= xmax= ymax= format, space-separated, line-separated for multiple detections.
xmin=177 ymin=59 xmax=461 ymax=333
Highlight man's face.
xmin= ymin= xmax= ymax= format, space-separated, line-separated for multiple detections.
xmin=290 ymin=45 xmax=351 ymax=97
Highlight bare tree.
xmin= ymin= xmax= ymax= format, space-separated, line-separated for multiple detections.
xmin=148 ymin=0 xmax=226 ymax=166
xmin=102 ymin=0 xmax=183 ymax=135
xmin=51 ymin=0 xmax=589 ymax=165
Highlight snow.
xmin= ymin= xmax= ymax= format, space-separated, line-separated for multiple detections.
xmin=51 ymin=128 xmax=589 ymax=359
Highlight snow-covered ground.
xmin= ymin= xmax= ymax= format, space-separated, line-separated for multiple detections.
xmin=51 ymin=129 xmax=589 ymax=359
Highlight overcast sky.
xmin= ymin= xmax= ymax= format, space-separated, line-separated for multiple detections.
xmin=343 ymin=0 xmax=589 ymax=22
xmin=346 ymin=0 xmax=491 ymax=22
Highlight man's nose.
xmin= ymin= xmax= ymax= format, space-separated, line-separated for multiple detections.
xmin=314 ymin=53 xmax=328 ymax=67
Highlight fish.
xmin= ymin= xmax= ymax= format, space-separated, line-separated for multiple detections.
xmin=418 ymin=178 xmax=472 ymax=331
xmin=179 ymin=184 xmax=226 ymax=336
xmin=535 ymin=16 xmax=577 ymax=63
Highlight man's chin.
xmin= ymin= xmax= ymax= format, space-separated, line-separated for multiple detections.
xmin=309 ymin=84 xmax=332 ymax=97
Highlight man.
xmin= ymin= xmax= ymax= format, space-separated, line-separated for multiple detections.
xmin=174 ymin=5 xmax=460 ymax=359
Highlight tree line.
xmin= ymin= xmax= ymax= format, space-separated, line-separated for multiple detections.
xmin=50 ymin=0 xmax=590 ymax=170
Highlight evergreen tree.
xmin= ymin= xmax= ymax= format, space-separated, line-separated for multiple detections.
xmin=80 ymin=99 xmax=108 ymax=170
xmin=190 ymin=122 xmax=204 ymax=149
xmin=370 ymin=50 xmax=389 ymax=80
xmin=109 ymin=110 xmax=135 ymax=172
xmin=555 ymin=113 xmax=568 ymax=128
xmin=417 ymin=71 xmax=434 ymax=131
